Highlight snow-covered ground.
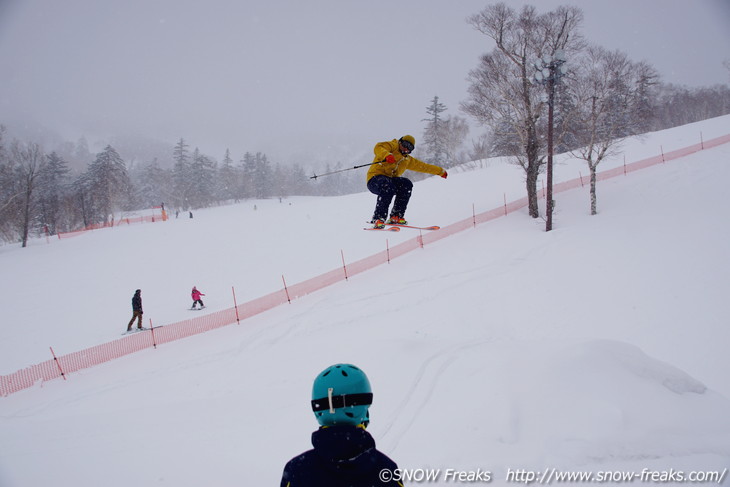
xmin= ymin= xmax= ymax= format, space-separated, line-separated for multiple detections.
xmin=1 ymin=116 xmax=729 ymax=486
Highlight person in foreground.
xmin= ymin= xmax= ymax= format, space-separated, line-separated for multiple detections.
xmin=280 ymin=363 xmax=403 ymax=487
xmin=367 ymin=135 xmax=447 ymax=229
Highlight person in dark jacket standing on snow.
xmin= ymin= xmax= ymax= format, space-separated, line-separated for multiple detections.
xmin=280 ymin=363 xmax=403 ymax=487
xmin=126 ymin=289 xmax=143 ymax=331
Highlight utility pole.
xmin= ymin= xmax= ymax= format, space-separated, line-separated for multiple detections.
xmin=533 ymin=50 xmax=567 ymax=232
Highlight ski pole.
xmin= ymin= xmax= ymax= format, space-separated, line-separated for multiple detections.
xmin=309 ymin=161 xmax=383 ymax=180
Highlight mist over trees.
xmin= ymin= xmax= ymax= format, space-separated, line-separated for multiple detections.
xmin=421 ymin=96 xmax=470 ymax=168
xmin=461 ymin=2 xmax=729 ymax=219
xmin=0 ymin=129 xmax=365 ymax=244
xmin=2 ymin=2 xmax=729 ymax=245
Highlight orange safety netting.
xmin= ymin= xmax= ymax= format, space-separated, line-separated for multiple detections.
xmin=57 ymin=209 xmax=167 ymax=239
xmin=2 ymin=134 xmax=728 ymax=397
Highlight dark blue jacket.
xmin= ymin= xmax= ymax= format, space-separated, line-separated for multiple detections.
xmin=131 ymin=291 xmax=142 ymax=312
xmin=281 ymin=425 xmax=402 ymax=487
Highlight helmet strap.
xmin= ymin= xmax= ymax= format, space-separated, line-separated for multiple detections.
xmin=327 ymin=387 xmax=335 ymax=414
xmin=312 ymin=392 xmax=374 ymax=413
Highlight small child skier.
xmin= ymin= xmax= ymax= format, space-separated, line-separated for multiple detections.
xmin=280 ymin=363 xmax=403 ymax=486
xmin=191 ymin=286 xmax=205 ymax=309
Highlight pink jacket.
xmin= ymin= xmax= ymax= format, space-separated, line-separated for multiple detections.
xmin=192 ymin=288 xmax=205 ymax=300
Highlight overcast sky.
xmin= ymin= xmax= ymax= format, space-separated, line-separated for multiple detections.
xmin=0 ymin=0 xmax=728 ymax=166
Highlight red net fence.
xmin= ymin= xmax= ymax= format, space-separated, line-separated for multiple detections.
xmin=56 ymin=208 xmax=168 ymax=239
xmin=2 ymin=134 xmax=728 ymax=397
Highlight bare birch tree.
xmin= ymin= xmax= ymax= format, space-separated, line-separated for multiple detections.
xmin=10 ymin=141 xmax=46 ymax=247
xmin=569 ymin=46 xmax=658 ymax=215
xmin=462 ymin=3 xmax=584 ymax=218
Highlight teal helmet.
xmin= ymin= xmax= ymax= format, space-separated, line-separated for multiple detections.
xmin=311 ymin=364 xmax=373 ymax=427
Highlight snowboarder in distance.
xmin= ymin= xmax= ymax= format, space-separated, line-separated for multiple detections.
xmin=280 ymin=363 xmax=403 ymax=487
xmin=126 ymin=289 xmax=143 ymax=332
xmin=191 ymin=286 xmax=205 ymax=310
xmin=367 ymin=135 xmax=447 ymax=229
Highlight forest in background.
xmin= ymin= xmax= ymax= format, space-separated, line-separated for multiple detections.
xmin=2 ymin=3 xmax=729 ymax=246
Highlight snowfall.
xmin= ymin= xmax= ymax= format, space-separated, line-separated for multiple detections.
xmin=1 ymin=116 xmax=729 ymax=486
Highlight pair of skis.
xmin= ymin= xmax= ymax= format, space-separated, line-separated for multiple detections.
xmin=364 ymin=223 xmax=440 ymax=232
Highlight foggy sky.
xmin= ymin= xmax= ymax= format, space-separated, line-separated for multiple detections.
xmin=1 ymin=0 xmax=728 ymax=167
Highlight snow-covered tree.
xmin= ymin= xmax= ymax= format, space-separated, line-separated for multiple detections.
xmin=188 ymin=148 xmax=217 ymax=207
xmin=422 ymin=96 xmax=448 ymax=164
xmin=216 ymin=149 xmax=240 ymax=202
xmin=242 ymin=152 xmax=273 ymax=199
xmin=172 ymin=138 xmax=193 ymax=210
xmin=9 ymin=141 xmax=47 ymax=246
xmin=440 ymin=116 xmax=470 ymax=166
xmin=36 ymin=151 xmax=71 ymax=235
xmin=0 ymin=126 xmax=18 ymax=242
xmin=134 ymin=158 xmax=173 ymax=209
xmin=462 ymin=3 xmax=584 ymax=218
xmin=569 ymin=46 xmax=658 ymax=215
xmin=86 ymin=145 xmax=131 ymax=223
xmin=651 ymin=83 xmax=730 ymax=130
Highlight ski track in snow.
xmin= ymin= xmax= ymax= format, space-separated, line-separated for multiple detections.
xmin=380 ymin=338 xmax=496 ymax=452
xmin=2 ymin=116 xmax=730 ymax=486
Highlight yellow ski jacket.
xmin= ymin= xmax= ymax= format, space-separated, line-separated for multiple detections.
xmin=366 ymin=139 xmax=445 ymax=182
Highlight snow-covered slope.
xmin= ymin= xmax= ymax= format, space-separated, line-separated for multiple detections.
xmin=1 ymin=116 xmax=729 ymax=486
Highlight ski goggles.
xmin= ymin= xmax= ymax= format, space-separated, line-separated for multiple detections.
xmin=311 ymin=392 xmax=373 ymax=413
xmin=399 ymin=139 xmax=414 ymax=154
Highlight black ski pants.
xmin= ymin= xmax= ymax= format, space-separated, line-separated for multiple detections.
xmin=367 ymin=175 xmax=413 ymax=221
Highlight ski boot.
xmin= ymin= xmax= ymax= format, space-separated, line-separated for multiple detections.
xmin=386 ymin=216 xmax=407 ymax=225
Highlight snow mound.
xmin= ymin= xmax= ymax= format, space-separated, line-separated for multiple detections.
xmin=559 ymin=339 xmax=707 ymax=395
xmin=491 ymin=339 xmax=729 ymax=468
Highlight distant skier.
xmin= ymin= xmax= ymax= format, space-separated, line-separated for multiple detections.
xmin=280 ymin=363 xmax=403 ymax=487
xmin=367 ymin=135 xmax=447 ymax=229
xmin=126 ymin=289 xmax=143 ymax=331
xmin=191 ymin=286 xmax=205 ymax=309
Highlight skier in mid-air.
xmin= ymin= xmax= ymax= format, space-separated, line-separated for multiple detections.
xmin=280 ymin=363 xmax=403 ymax=487
xmin=367 ymin=135 xmax=447 ymax=229
xmin=191 ymin=286 xmax=205 ymax=309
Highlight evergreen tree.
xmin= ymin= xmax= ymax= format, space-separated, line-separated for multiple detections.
xmin=271 ymin=163 xmax=288 ymax=200
xmin=134 ymin=158 xmax=173 ymax=209
xmin=256 ymin=152 xmax=273 ymax=199
xmin=70 ymin=171 xmax=93 ymax=228
xmin=36 ymin=151 xmax=70 ymax=235
xmin=240 ymin=152 xmax=255 ymax=199
xmin=189 ymin=148 xmax=217 ymax=207
xmin=242 ymin=152 xmax=273 ymax=199
xmin=285 ymin=163 xmax=311 ymax=196
xmin=217 ymin=149 xmax=240 ymax=202
xmin=86 ymin=145 xmax=131 ymax=223
xmin=172 ymin=138 xmax=193 ymax=210
xmin=422 ymin=96 xmax=448 ymax=164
